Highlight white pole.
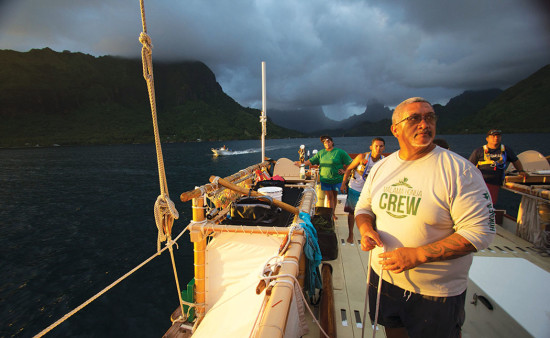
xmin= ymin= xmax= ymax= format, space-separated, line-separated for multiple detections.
xmin=261 ymin=61 xmax=267 ymax=162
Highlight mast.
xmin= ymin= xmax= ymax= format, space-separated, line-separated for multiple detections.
xmin=261 ymin=61 xmax=267 ymax=162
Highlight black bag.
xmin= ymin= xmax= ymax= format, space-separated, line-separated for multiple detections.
xmin=228 ymin=194 xmax=282 ymax=226
xmin=312 ymin=207 xmax=338 ymax=261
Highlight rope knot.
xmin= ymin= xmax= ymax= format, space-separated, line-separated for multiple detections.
xmin=154 ymin=194 xmax=180 ymax=251
xmin=139 ymin=32 xmax=153 ymax=53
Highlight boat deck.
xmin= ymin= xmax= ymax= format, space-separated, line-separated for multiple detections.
xmin=305 ymin=197 xmax=374 ymax=337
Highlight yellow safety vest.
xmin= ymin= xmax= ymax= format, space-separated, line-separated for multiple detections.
xmin=477 ymin=144 xmax=506 ymax=167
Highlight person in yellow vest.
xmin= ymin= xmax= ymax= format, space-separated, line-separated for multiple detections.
xmin=468 ymin=129 xmax=527 ymax=204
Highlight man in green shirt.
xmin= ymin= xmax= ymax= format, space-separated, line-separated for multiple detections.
xmin=297 ymin=135 xmax=352 ymax=220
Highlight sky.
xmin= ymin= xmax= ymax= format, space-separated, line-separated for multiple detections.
xmin=1 ymin=0 xmax=549 ymax=121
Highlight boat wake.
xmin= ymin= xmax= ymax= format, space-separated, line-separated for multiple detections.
xmin=219 ymin=144 xmax=296 ymax=156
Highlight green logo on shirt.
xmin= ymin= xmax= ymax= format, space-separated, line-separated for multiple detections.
xmin=380 ymin=177 xmax=422 ymax=218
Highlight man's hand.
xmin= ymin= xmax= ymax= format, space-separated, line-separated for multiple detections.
xmin=378 ymin=247 xmax=422 ymax=273
xmin=378 ymin=233 xmax=476 ymax=273
xmin=356 ymin=214 xmax=383 ymax=251
xmin=359 ymin=228 xmax=383 ymax=251
xmin=518 ymin=170 xmax=528 ymax=178
xmin=340 ymin=185 xmax=348 ymax=193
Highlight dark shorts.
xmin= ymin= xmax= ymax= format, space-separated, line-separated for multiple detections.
xmin=321 ymin=182 xmax=342 ymax=191
xmin=368 ymin=270 xmax=466 ymax=338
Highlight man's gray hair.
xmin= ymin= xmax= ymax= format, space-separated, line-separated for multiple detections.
xmin=392 ymin=97 xmax=432 ymax=124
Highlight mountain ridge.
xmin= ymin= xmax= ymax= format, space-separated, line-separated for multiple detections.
xmin=1 ymin=48 xmax=548 ymax=147
xmin=0 ymin=48 xmax=301 ymax=147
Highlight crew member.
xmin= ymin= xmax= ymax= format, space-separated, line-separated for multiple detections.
xmin=340 ymin=137 xmax=385 ymax=243
xmin=356 ymin=97 xmax=495 ymax=337
xmin=468 ymin=129 xmax=527 ymax=204
xmin=296 ymin=135 xmax=352 ymax=220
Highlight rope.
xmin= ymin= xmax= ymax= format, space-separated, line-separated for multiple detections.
xmin=260 ymin=114 xmax=267 ymax=137
xmin=139 ymin=0 xmax=185 ymax=325
xmin=373 ymin=265 xmax=384 ymax=337
xmin=154 ymin=194 xmax=179 ymax=252
xmin=362 ymin=249 xmax=385 ymax=338
xmin=34 ymin=225 xmax=191 ymax=337
xmin=362 ymin=250 xmax=372 ymax=338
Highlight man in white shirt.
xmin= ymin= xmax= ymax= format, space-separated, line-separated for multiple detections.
xmin=355 ymin=97 xmax=495 ymax=338
xmin=341 ymin=137 xmax=385 ymax=243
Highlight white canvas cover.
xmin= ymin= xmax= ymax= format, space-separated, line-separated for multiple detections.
xmin=469 ymin=256 xmax=550 ymax=337
xmin=273 ymin=157 xmax=301 ymax=180
xmin=507 ymin=150 xmax=550 ymax=172
xmin=192 ymin=232 xmax=304 ymax=337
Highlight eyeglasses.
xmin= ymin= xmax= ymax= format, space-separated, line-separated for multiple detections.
xmin=394 ymin=113 xmax=437 ymax=126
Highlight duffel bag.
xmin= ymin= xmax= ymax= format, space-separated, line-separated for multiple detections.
xmin=228 ymin=195 xmax=282 ymax=226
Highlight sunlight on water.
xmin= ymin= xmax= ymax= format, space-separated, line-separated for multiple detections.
xmin=215 ymin=143 xmax=297 ymax=156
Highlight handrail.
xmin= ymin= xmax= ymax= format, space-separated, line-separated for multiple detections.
xmin=503 ymin=182 xmax=550 ymax=202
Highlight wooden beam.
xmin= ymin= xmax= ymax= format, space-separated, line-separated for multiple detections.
xmin=180 ymin=161 xmax=271 ymax=202
xmin=208 ymin=176 xmax=300 ymax=215
xmin=320 ymin=263 xmax=336 ymax=338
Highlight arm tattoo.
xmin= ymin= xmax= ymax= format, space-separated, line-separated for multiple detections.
xmin=420 ymin=234 xmax=476 ymax=263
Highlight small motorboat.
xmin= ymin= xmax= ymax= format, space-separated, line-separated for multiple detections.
xmin=211 ymin=146 xmax=232 ymax=156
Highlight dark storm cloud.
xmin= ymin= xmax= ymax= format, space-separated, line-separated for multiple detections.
xmin=1 ymin=0 xmax=549 ymax=120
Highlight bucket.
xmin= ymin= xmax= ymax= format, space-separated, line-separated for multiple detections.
xmin=258 ymin=186 xmax=283 ymax=202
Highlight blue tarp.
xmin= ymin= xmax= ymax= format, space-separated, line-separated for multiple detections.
xmin=298 ymin=212 xmax=323 ymax=297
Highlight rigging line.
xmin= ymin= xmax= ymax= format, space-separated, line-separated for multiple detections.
xmin=34 ymin=225 xmax=191 ymax=337
xmin=361 ymin=250 xmax=372 ymax=338
xmin=139 ymin=0 xmax=184 ymax=321
xmin=139 ymin=0 xmax=177 ymax=214
xmin=362 ymin=247 xmax=385 ymax=338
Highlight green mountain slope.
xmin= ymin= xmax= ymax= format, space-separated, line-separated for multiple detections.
xmin=451 ymin=65 xmax=550 ymax=133
xmin=0 ymin=48 xmax=300 ymax=147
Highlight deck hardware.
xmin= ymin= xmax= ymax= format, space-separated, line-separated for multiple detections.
xmin=494 ymin=245 xmax=507 ymax=253
xmin=354 ymin=310 xmax=362 ymax=328
xmin=527 ymin=246 xmax=538 ymax=253
xmin=471 ymin=293 xmax=494 ymax=310
xmin=341 ymin=309 xmax=348 ymax=326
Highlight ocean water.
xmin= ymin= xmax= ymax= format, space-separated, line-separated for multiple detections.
xmin=1 ymin=134 xmax=549 ymax=337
